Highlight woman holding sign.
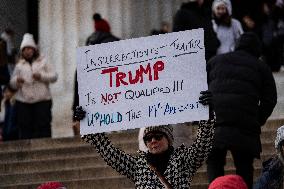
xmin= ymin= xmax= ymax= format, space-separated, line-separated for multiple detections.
xmin=75 ymin=91 xmax=215 ymax=189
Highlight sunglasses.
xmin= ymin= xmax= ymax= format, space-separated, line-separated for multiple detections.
xmin=143 ymin=133 xmax=165 ymax=143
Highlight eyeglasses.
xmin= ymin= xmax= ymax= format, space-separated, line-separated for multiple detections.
xmin=143 ymin=133 xmax=165 ymax=143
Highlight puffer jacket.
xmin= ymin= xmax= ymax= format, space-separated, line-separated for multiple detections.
xmin=10 ymin=56 xmax=57 ymax=103
xmin=82 ymin=119 xmax=215 ymax=189
xmin=207 ymin=32 xmax=277 ymax=135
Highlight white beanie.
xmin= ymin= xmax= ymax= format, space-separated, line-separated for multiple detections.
xmin=275 ymin=125 xmax=284 ymax=149
xmin=20 ymin=33 xmax=37 ymax=50
xmin=212 ymin=0 xmax=232 ymax=16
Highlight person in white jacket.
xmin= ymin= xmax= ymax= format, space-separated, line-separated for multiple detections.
xmin=10 ymin=33 xmax=58 ymax=139
xmin=212 ymin=0 xmax=243 ymax=55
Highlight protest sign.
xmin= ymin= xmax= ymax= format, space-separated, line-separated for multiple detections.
xmin=77 ymin=28 xmax=208 ymax=134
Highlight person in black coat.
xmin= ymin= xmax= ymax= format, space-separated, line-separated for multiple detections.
xmin=206 ymin=32 xmax=277 ymax=189
xmin=173 ymin=0 xmax=220 ymax=62
xmin=0 ymin=37 xmax=11 ymax=104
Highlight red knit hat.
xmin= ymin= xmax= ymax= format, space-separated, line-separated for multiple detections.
xmin=208 ymin=175 xmax=248 ymax=189
xmin=94 ymin=19 xmax=111 ymax=33
xmin=37 ymin=181 xmax=66 ymax=189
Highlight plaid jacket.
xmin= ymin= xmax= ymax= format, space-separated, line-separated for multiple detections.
xmin=82 ymin=119 xmax=215 ymax=189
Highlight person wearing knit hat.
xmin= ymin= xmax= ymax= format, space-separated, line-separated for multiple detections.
xmin=85 ymin=13 xmax=119 ymax=46
xmin=75 ymin=90 xmax=215 ymax=188
xmin=143 ymin=125 xmax=174 ymax=147
xmin=93 ymin=13 xmax=111 ymax=33
xmin=37 ymin=181 xmax=66 ymax=189
xmin=20 ymin=33 xmax=37 ymax=51
xmin=9 ymin=33 xmax=58 ymax=139
xmin=253 ymin=125 xmax=284 ymax=189
xmin=212 ymin=0 xmax=232 ymax=16
xmin=208 ymin=174 xmax=248 ymax=189
xmin=211 ymin=0 xmax=243 ymax=55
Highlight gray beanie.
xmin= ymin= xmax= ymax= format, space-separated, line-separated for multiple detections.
xmin=275 ymin=125 xmax=284 ymax=149
xmin=143 ymin=125 xmax=174 ymax=146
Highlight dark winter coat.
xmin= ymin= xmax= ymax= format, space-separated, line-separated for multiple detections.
xmin=207 ymin=32 xmax=277 ymax=157
xmin=82 ymin=119 xmax=215 ymax=189
xmin=253 ymin=157 xmax=284 ymax=189
xmin=0 ymin=64 xmax=10 ymax=101
xmin=86 ymin=31 xmax=119 ymax=46
xmin=0 ymin=39 xmax=10 ymax=103
xmin=0 ymin=64 xmax=10 ymax=85
xmin=173 ymin=2 xmax=220 ymax=61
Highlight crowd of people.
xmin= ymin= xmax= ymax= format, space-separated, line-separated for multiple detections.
xmin=75 ymin=1 xmax=282 ymax=189
xmin=1 ymin=0 xmax=284 ymax=188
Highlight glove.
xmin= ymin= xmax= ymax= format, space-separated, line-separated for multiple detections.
xmin=74 ymin=106 xmax=86 ymax=121
xmin=199 ymin=90 xmax=213 ymax=106
xmin=199 ymin=90 xmax=215 ymax=120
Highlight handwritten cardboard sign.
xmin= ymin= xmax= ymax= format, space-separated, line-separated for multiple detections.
xmin=77 ymin=28 xmax=208 ymax=134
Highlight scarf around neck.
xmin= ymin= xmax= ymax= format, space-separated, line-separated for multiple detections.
xmin=146 ymin=146 xmax=174 ymax=175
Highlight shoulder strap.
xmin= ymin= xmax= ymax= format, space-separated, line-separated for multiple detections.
xmin=148 ymin=164 xmax=173 ymax=189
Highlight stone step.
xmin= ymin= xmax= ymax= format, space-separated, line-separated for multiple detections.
xmin=0 ymin=118 xmax=281 ymax=155
xmin=0 ymin=138 xmax=276 ymax=166
xmin=0 ymin=180 xmax=210 ymax=189
xmin=1 ymin=119 xmax=282 ymax=153
xmin=0 ymin=118 xmax=282 ymax=189
xmin=1 ymin=176 xmax=134 ymax=189
xmin=0 ymin=165 xmax=121 ymax=185
xmin=0 ymin=142 xmax=138 ymax=163
xmin=0 ymin=131 xmax=139 ymax=152
xmin=261 ymin=130 xmax=276 ymax=143
xmin=0 ymin=146 xmax=273 ymax=175
xmin=0 ymin=155 xmax=104 ymax=174
xmin=0 ymin=166 xmax=261 ymax=189
xmin=261 ymin=118 xmax=284 ymax=132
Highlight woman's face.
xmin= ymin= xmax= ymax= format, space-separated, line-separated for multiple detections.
xmin=144 ymin=132 xmax=169 ymax=154
xmin=22 ymin=47 xmax=35 ymax=60
xmin=243 ymin=16 xmax=256 ymax=29
xmin=214 ymin=4 xmax=228 ymax=18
